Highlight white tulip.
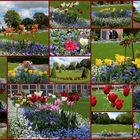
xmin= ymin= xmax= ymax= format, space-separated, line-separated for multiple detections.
xmin=52 ymin=95 xmax=56 ymax=98
xmin=61 ymin=2 xmax=66 ymax=7
xmin=34 ymin=91 xmax=43 ymax=97
xmin=15 ymin=103 xmax=20 ymax=108
xmin=48 ymin=93 xmax=52 ymax=97
xmin=75 ymin=2 xmax=79 ymax=6
xmin=61 ymin=97 xmax=67 ymax=102
xmin=80 ymin=38 xmax=89 ymax=46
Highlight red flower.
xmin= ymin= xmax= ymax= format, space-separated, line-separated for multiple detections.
xmin=115 ymin=99 xmax=124 ymax=110
xmin=60 ymin=91 xmax=68 ymax=97
xmin=111 ymin=102 xmax=116 ymax=107
xmin=123 ymin=87 xmax=130 ymax=96
xmin=64 ymin=10 xmax=68 ymax=13
xmin=108 ymin=93 xmax=118 ymax=102
xmin=29 ymin=94 xmax=38 ymax=103
xmin=103 ymin=85 xmax=111 ymax=95
xmin=40 ymin=96 xmax=47 ymax=103
xmin=68 ymin=95 xmax=75 ymax=102
xmin=65 ymin=39 xmax=79 ymax=52
xmin=72 ymin=94 xmax=80 ymax=101
xmin=91 ymin=96 xmax=97 ymax=107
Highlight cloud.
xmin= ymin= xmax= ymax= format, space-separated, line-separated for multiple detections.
xmin=108 ymin=112 xmax=123 ymax=119
xmin=50 ymin=57 xmax=90 ymax=66
xmin=19 ymin=9 xmax=32 ymax=18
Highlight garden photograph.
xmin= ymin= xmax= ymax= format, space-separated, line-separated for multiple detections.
xmin=92 ymin=112 xmax=132 ymax=139
xmin=0 ymin=57 xmax=7 ymax=83
xmin=92 ymin=0 xmax=132 ymax=28
xmin=50 ymin=57 xmax=90 ymax=83
xmin=133 ymin=1 xmax=140 ymax=28
xmin=0 ymin=112 xmax=7 ymax=139
xmin=50 ymin=29 xmax=90 ymax=56
xmin=0 ymin=1 xmax=48 ymax=56
xmin=8 ymin=84 xmax=90 ymax=139
xmin=50 ymin=1 xmax=90 ymax=28
xmin=92 ymin=29 xmax=140 ymax=83
xmin=8 ymin=57 xmax=48 ymax=84
xmin=91 ymin=84 xmax=132 ymax=111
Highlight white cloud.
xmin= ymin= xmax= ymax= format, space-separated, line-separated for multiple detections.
xmin=19 ymin=9 xmax=32 ymax=18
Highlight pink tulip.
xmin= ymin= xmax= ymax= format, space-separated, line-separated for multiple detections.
xmin=67 ymin=101 xmax=74 ymax=107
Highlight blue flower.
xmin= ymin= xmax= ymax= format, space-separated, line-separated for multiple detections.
xmin=134 ymin=123 xmax=140 ymax=129
xmin=92 ymin=77 xmax=96 ymax=82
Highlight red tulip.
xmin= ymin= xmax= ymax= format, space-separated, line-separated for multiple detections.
xmin=91 ymin=96 xmax=97 ymax=107
xmin=111 ymin=102 xmax=116 ymax=107
xmin=68 ymin=95 xmax=75 ymax=102
xmin=108 ymin=93 xmax=118 ymax=102
xmin=60 ymin=91 xmax=68 ymax=97
xmin=73 ymin=94 xmax=80 ymax=101
xmin=116 ymin=99 xmax=124 ymax=110
xmin=123 ymin=87 xmax=130 ymax=96
xmin=103 ymin=85 xmax=111 ymax=95
xmin=40 ymin=96 xmax=47 ymax=103
xmin=29 ymin=94 xmax=38 ymax=103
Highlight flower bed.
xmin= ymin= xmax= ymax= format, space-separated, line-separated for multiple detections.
xmin=92 ymin=54 xmax=140 ymax=83
xmin=8 ymin=61 xmax=48 ymax=84
xmin=50 ymin=29 xmax=90 ymax=56
xmin=8 ymin=91 xmax=90 ymax=139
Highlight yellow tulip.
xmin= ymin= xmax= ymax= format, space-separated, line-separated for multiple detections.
xmin=115 ymin=54 xmax=125 ymax=65
xmin=33 ymin=70 xmax=37 ymax=75
xmin=104 ymin=59 xmax=112 ymax=66
xmin=28 ymin=70 xmax=33 ymax=75
xmin=96 ymin=59 xmax=102 ymax=67
xmin=11 ymin=72 xmax=16 ymax=78
xmin=8 ymin=70 xmax=13 ymax=74
xmin=24 ymin=68 xmax=28 ymax=72
xmin=44 ymin=71 xmax=48 ymax=75
xmin=39 ymin=71 xmax=43 ymax=76
xmin=132 ymin=58 xmax=140 ymax=68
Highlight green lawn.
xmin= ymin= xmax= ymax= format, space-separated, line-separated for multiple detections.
xmin=92 ymin=124 xmax=132 ymax=133
xmin=50 ymin=1 xmax=90 ymax=20
xmin=0 ymin=58 xmax=6 ymax=78
xmin=47 ymin=98 xmax=90 ymax=119
xmin=0 ymin=131 xmax=6 ymax=139
xmin=0 ymin=94 xmax=6 ymax=103
xmin=50 ymin=70 xmax=90 ymax=83
xmin=92 ymin=4 xmax=132 ymax=11
xmin=92 ymin=42 xmax=140 ymax=64
xmin=92 ymin=89 xmax=132 ymax=111
xmin=8 ymin=63 xmax=19 ymax=71
xmin=0 ymin=31 xmax=48 ymax=46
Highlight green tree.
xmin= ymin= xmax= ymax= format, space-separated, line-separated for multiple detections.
xmin=69 ymin=62 xmax=76 ymax=70
xmin=51 ymin=67 xmax=56 ymax=78
xmin=33 ymin=12 xmax=48 ymax=29
xmin=116 ymin=113 xmax=132 ymax=124
xmin=21 ymin=18 xmax=34 ymax=30
xmin=4 ymin=10 xmax=21 ymax=29
xmin=80 ymin=59 xmax=90 ymax=69
xmin=60 ymin=64 xmax=66 ymax=70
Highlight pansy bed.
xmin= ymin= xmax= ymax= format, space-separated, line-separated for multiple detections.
xmin=8 ymin=91 xmax=90 ymax=139
xmin=50 ymin=1 xmax=90 ymax=28
xmin=50 ymin=29 xmax=90 ymax=56
xmin=8 ymin=61 xmax=48 ymax=84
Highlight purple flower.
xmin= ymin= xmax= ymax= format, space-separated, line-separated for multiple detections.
xmin=135 ymin=123 xmax=140 ymax=129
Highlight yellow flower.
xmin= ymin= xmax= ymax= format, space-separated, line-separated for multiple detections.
xmin=112 ymin=8 xmax=115 ymax=12
xmin=115 ymin=54 xmax=125 ymax=66
xmin=39 ymin=71 xmax=43 ymax=76
xmin=8 ymin=70 xmax=13 ymax=74
xmin=104 ymin=59 xmax=112 ymax=66
xmin=132 ymin=58 xmax=140 ymax=68
xmin=28 ymin=70 xmax=33 ymax=75
xmin=44 ymin=71 xmax=48 ymax=75
xmin=33 ymin=70 xmax=37 ymax=75
xmin=24 ymin=68 xmax=28 ymax=72
xmin=11 ymin=72 xmax=16 ymax=78
xmin=96 ymin=59 xmax=102 ymax=67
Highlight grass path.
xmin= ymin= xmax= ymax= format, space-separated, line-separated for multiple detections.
xmin=0 ymin=58 xmax=6 ymax=79
xmin=92 ymin=124 xmax=132 ymax=133
xmin=92 ymin=90 xmax=132 ymax=111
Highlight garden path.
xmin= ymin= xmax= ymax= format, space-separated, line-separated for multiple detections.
xmin=133 ymin=21 xmax=140 ymax=28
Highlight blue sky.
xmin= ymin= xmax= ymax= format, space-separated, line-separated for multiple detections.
xmin=50 ymin=57 xmax=90 ymax=66
xmin=0 ymin=1 xmax=48 ymax=28
xmin=108 ymin=112 xmax=124 ymax=119
xmin=134 ymin=1 xmax=140 ymax=12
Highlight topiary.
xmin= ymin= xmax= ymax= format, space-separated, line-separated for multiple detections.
xmin=51 ymin=66 xmax=56 ymax=78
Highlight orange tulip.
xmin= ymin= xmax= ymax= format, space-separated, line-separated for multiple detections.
xmin=25 ymin=32 xmax=29 ymax=37
xmin=18 ymin=30 xmax=22 ymax=35
xmin=6 ymin=27 xmax=14 ymax=33
xmin=19 ymin=25 xmax=25 ymax=30
xmin=33 ymin=24 xmax=38 ymax=29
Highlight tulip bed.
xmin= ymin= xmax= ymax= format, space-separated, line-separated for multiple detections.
xmin=91 ymin=85 xmax=132 ymax=111
xmin=8 ymin=61 xmax=48 ymax=84
xmin=8 ymin=91 xmax=90 ymax=139
xmin=50 ymin=29 xmax=90 ymax=56
xmin=50 ymin=2 xmax=90 ymax=28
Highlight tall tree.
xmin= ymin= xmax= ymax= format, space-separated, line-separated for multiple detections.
xmin=4 ymin=10 xmax=21 ymax=29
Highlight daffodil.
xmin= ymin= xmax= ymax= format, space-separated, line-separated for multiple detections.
xmin=33 ymin=70 xmax=37 ymax=75
xmin=96 ymin=59 xmax=102 ymax=67
xmin=104 ymin=59 xmax=112 ymax=66
xmin=115 ymin=54 xmax=125 ymax=66
xmin=132 ymin=58 xmax=140 ymax=68
xmin=24 ymin=68 xmax=28 ymax=72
